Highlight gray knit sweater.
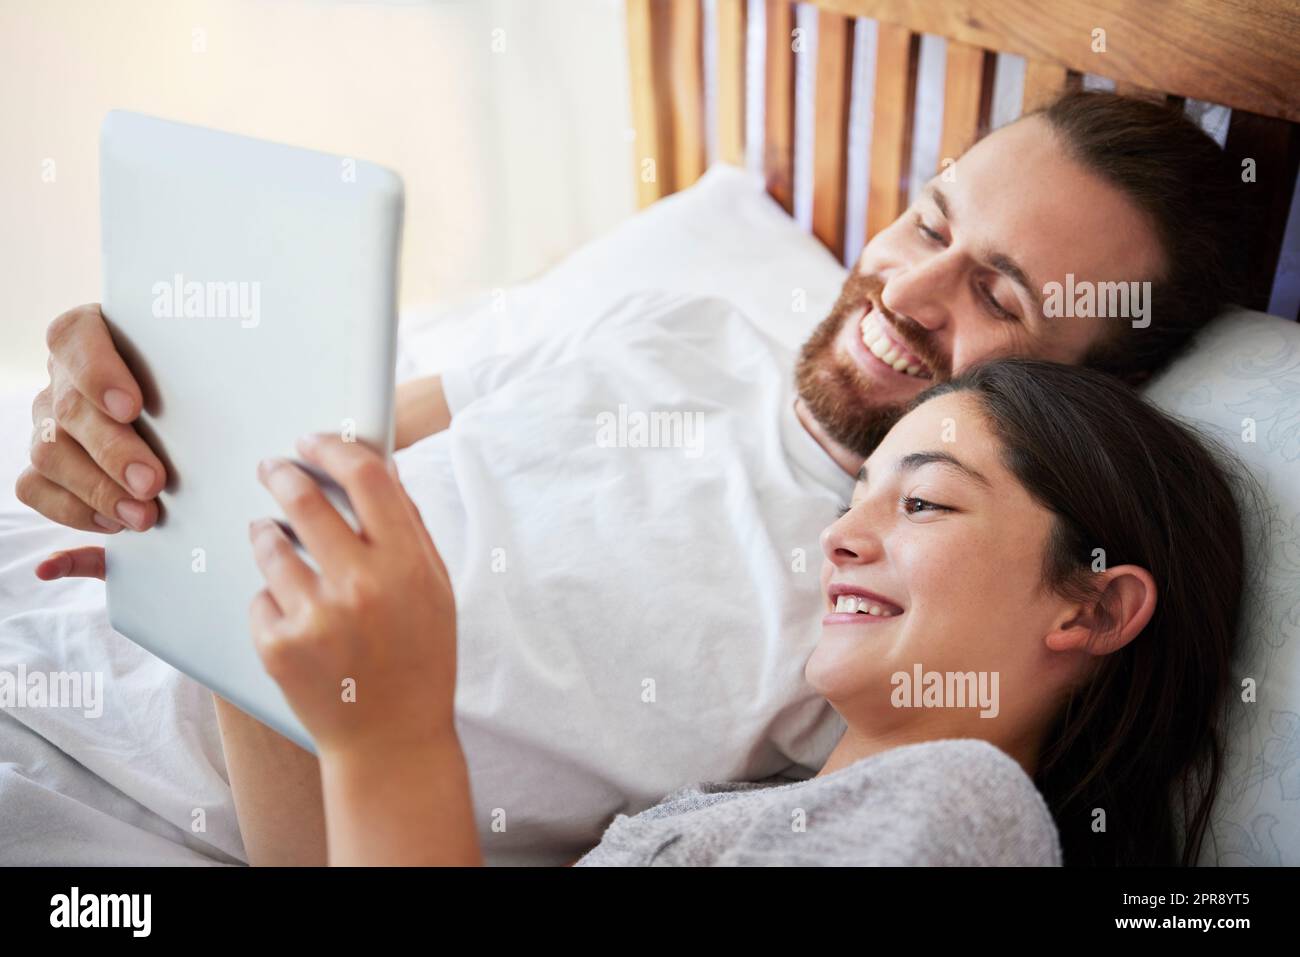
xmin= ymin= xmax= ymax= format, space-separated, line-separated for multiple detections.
xmin=574 ymin=738 xmax=1062 ymax=866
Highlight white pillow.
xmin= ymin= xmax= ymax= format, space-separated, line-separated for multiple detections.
xmin=399 ymin=161 xmax=1300 ymax=865
xmin=395 ymin=164 xmax=845 ymax=379
xmin=1145 ymin=315 xmax=1300 ymax=866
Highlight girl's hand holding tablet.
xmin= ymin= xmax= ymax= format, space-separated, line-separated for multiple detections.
xmin=248 ymin=432 xmax=480 ymax=865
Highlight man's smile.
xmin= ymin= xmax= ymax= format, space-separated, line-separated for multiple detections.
xmin=858 ymin=306 xmax=933 ymax=379
xmin=837 ymin=301 xmax=936 ymax=403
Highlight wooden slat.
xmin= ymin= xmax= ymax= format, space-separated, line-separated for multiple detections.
xmin=667 ymin=0 xmax=706 ymax=190
xmin=716 ymin=0 xmax=747 ymax=166
xmin=938 ymin=41 xmax=995 ymax=168
xmin=866 ymin=23 xmax=919 ymax=240
xmin=812 ymin=10 xmax=855 ymax=260
xmin=1224 ymin=110 xmax=1300 ymax=312
xmin=813 ymin=0 xmax=1300 ymax=122
xmin=1022 ymin=59 xmax=1077 ymax=112
xmin=764 ymin=0 xmax=796 ymax=212
xmin=626 ymin=0 xmax=671 ymax=207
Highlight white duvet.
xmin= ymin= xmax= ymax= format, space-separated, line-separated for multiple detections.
xmin=0 ymin=167 xmax=849 ymax=868
xmin=0 ymin=288 xmax=617 ymax=866
xmin=0 ymin=384 xmax=246 ymax=865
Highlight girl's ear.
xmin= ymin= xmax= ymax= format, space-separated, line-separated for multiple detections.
xmin=1044 ymin=565 xmax=1158 ymax=656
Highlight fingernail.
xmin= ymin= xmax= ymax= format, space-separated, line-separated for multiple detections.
xmin=296 ymin=433 xmax=321 ymax=454
xmin=257 ymin=457 xmax=284 ymax=481
xmin=124 ymin=463 xmax=155 ymax=497
xmin=37 ymin=552 xmax=71 ymax=580
xmin=115 ymin=499 xmax=148 ymax=531
xmin=93 ymin=512 xmax=123 ymax=531
xmin=104 ymin=388 xmax=135 ymax=422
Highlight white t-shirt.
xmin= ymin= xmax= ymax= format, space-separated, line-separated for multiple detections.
xmin=394 ymin=291 xmax=855 ymax=865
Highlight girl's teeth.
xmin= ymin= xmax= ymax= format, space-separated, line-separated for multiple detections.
xmin=833 ymin=595 xmax=895 ymax=617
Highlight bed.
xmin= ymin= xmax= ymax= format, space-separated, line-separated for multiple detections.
xmin=620 ymin=0 xmax=1300 ymax=864
xmin=1 ymin=0 xmax=1298 ymax=866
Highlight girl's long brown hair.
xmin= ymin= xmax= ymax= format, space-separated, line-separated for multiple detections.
xmin=916 ymin=358 xmax=1252 ymax=866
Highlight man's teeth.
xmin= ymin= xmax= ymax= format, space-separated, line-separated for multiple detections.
xmin=834 ymin=594 xmax=896 ymax=617
xmin=860 ymin=313 xmax=929 ymax=378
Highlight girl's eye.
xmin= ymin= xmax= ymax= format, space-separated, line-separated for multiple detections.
xmin=978 ymin=282 xmax=1019 ymax=322
xmin=901 ymin=495 xmax=951 ymax=515
xmin=836 ymin=502 xmax=852 ymax=518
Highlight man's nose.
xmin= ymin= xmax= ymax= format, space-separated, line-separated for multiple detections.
xmin=880 ymin=251 xmax=963 ymax=333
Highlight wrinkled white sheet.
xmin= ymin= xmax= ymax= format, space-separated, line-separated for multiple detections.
xmin=0 ymin=386 xmax=244 ymax=865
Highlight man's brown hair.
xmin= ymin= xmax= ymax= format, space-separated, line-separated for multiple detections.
xmin=1034 ymin=91 xmax=1252 ymax=384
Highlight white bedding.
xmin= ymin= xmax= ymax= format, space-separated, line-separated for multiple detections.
xmin=0 ymin=288 xmax=586 ymax=864
xmin=4 ymin=166 xmax=1298 ymax=866
xmin=0 ymin=162 xmax=838 ymax=866
xmin=0 ymin=386 xmax=244 ymax=865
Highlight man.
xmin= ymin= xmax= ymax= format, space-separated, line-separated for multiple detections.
xmin=18 ymin=93 xmax=1247 ymax=864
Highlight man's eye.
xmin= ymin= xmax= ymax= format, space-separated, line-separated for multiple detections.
xmin=901 ymin=495 xmax=950 ymax=515
xmin=915 ymin=217 xmax=944 ymax=244
xmin=979 ymin=282 xmax=1019 ymax=322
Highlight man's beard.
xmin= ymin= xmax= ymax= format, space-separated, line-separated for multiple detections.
xmin=794 ymin=271 xmax=947 ymax=458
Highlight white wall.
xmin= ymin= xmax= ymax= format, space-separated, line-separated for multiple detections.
xmin=0 ymin=0 xmax=636 ymax=391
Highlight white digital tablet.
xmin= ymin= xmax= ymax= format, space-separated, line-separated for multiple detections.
xmin=100 ymin=110 xmax=403 ymax=752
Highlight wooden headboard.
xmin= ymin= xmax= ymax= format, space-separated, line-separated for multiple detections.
xmin=626 ymin=0 xmax=1300 ymax=315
